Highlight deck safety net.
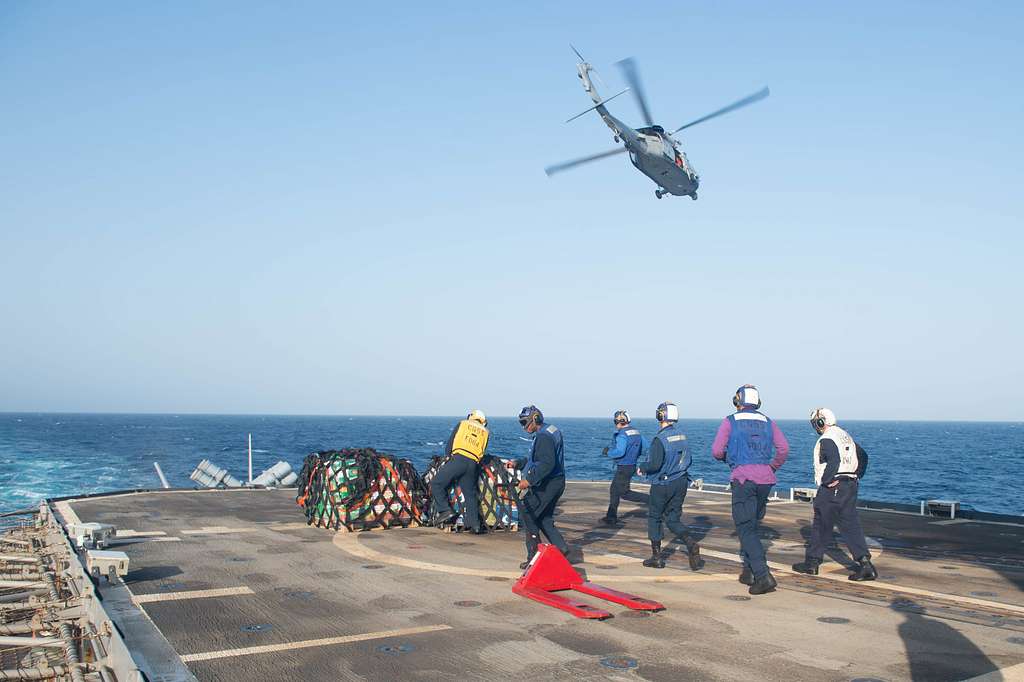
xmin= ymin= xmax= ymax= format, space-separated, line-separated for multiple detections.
xmin=296 ymin=448 xmax=428 ymax=531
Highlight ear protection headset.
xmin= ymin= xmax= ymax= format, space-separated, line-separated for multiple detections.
xmin=613 ymin=410 xmax=630 ymax=425
xmin=811 ymin=410 xmax=826 ymax=430
xmin=732 ymin=385 xmax=762 ymax=410
xmin=518 ymin=405 xmax=543 ymax=426
xmin=810 ymin=408 xmax=835 ymax=431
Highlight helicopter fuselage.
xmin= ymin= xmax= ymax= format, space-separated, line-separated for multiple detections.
xmin=548 ymin=50 xmax=766 ymax=199
xmin=628 ymin=129 xmax=699 ymax=197
xmin=581 ymin=65 xmax=699 ymax=198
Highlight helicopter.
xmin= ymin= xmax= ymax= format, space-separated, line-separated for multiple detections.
xmin=545 ymin=46 xmax=769 ymax=200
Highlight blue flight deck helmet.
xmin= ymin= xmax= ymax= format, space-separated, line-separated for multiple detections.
xmin=518 ymin=405 xmax=543 ymax=427
xmin=613 ymin=410 xmax=630 ymax=426
xmin=733 ymin=385 xmax=762 ymax=410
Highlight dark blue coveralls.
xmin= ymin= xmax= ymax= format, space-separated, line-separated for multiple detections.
xmin=520 ymin=423 xmax=568 ymax=559
xmin=638 ymin=423 xmax=692 ymax=543
xmin=605 ymin=425 xmax=645 ymax=521
xmin=808 ymin=438 xmax=871 ymax=562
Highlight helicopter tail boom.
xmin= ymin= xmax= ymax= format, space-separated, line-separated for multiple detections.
xmin=576 ymin=60 xmax=603 ymax=105
xmin=565 ymin=88 xmax=629 ymax=123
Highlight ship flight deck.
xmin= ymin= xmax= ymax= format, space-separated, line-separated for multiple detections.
xmin=53 ymin=482 xmax=1024 ymax=681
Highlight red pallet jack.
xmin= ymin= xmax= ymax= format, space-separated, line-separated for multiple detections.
xmin=512 ymin=544 xmax=665 ymax=619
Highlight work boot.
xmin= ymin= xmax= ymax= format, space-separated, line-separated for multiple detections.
xmin=642 ymin=541 xmax=666 ymax=569
xmin=792 ymin=558 xmax=821 ymax=575
xmin=599 ymin=516 xmax=618 ymax=527
xmin=433 ymin=510 xmax=455 ymax=527
xmin=748 ymin=572 xmax=778 ymax=595
xmin=520 ymin=534 xmax=540 ymax=570
xmin=471 ymin=526 xmax=488 ymax=535
xmin=561 ymin=546 xmax=583 ymax=564
xmin=686 ymin=541 xmax=703 ymax=571
xmin=738 ymin=566 xmax=754 ymax=586
xmin=848 ymin=557 xmax=878 ymax=582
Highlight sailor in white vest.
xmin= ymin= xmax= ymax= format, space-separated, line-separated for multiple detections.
xmin=794 ymin=408 xmax=877 ymax=581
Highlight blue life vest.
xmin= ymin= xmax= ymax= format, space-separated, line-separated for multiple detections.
xmin=527 ymin=424 xmax=565 ymax=479
xmin=650 ymin=423 xmax=690 ymax=484
xmin=610 ymin=427 xmax=643 ymax=466
xmin=725 ymin=409 xmax=774 ymax=467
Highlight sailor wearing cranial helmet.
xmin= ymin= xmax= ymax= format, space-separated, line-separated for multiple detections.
xmin=712 ymin=385 xmax=790 ymax=595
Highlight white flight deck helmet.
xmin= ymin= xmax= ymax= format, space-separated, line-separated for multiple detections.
xmin=733 ymin=384 xmax=762 ymax=410
xmin=809 ymin=407 xmax=837 ymax=434
xmin=467 ymin=410 xmax=487 ymax=427
xmin=613 ymin=410 xmax=630 ymax=426
xmin=655 ymin=402 xmax=679 ymax=423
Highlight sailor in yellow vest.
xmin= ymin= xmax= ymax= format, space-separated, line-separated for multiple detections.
xmin=430 ymin=410 xmax=490 ymax=534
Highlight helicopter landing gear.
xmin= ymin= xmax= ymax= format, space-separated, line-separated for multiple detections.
xmin=655 ymin=189 xmax=664 ymax=199
xmin=690 ymin=192 xmax=698 ymax=201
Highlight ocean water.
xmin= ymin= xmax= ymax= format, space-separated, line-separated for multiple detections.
xmin=0 ymin=413 xmax=1020 ymax=516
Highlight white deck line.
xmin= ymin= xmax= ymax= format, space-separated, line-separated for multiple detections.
xmin=132 ymin=586 xmax=254 ymax=604
xmin=178 ymin=624 xmax=453 ymax=663
xmin=180 ymin=527 xmax=258 ymax=535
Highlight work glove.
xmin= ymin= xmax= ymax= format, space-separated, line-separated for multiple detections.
xmin=601 ymin=447 xmax=609 ymax=456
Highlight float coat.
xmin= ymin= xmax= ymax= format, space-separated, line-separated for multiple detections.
xmin=813 ymin=425 xmax=859 ymax=485
xmin=607 ymin=427 xmax=643 ymax=466
xmin=646 ymin=424 xmax=691 ymax=485
xmin=450 ymin=419 xmax=489 ymax=463
xmin=725 ymin=410 xmax=775 ymax=468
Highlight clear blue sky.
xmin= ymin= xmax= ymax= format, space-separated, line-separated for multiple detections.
xmin=1 ymin=2 xmax=1021 ymax=420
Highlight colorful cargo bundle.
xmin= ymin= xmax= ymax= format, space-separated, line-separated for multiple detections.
xmin=295 ymin=448 xmax=428 ymax=531
xmin=423 ymin=455 xmax=522 ymax=531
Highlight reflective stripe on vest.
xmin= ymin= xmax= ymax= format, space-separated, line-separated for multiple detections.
xmin=813 ymin=425 xmax=859 ymax=485
xmin=612 ymin=427 xmax=644 ymax=466
xmin=725 ymin=410 xmax=774 ymax=467
xmin=452 ymin=419 xmax=489 ymax=463
xmin=651 ymin=424 xmax=690 ymax=484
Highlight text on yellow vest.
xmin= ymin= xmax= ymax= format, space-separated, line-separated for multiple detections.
xmin=452 ymin=419 xmax=489 ymax=462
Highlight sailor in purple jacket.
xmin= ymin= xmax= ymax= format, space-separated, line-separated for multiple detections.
xmin=712 ymin=385 xmax=790 ymax=595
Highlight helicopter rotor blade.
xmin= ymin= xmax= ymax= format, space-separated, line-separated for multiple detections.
xmin=544 ymin=147 xmax=628 ymax=176
xmin=570 ymin=43 xmax=586 ymax=63
xmin=671 ymin=87 xmax=770 ymax=134
xmin=615 ymin=57 xmax=654 ymax=127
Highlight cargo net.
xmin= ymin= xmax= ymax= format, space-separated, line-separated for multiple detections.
xmin=422 ymin=455 xmax=521 ymax=531
xmin=296 ymin=448 xmax=428 ymax=532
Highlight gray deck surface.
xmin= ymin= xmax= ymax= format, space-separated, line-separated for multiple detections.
xmin=63 ymin=483 xmax=1024 ymax=681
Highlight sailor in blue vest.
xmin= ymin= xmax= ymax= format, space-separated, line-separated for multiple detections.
xmin=515 ymin=405 xmax=570 ymax=569
xmin=712 ymin=385 xmax=790 ymax=595
xmin=600 ymin=410 xmax=647 ymax=527
xmin=636 ymin=402 xmax=702 ymax=570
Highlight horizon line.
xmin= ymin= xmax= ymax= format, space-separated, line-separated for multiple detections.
xmin=0 ymin=410 xmax=1020 ymax=424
